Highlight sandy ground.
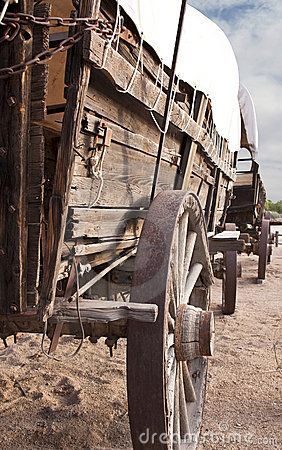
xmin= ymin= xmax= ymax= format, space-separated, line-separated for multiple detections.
xmin=0 ymin=249 xmax=281 ymax=450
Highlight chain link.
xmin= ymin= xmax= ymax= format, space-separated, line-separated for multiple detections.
xmin=0 ymin=14 xmax=117 ymax=79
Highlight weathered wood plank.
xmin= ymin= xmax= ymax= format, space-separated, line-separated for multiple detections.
xmin=27 ymin=3 xmax=50 ymax=307
xmin=41 ymin=0 xmax=101 ymax=318
xmin=211 ymin=230 xmax=240 ymax=240
xmin=66 ymin=207 xmax=146 ymax=239
xmin=52 ymin=299 xmax=158 ymax=323
xmin=82 ymin=112 xmax=181 ymax=166
xmin=84 ymin=31 xmax=236 ymax=181
xmin=0 ymin=0 xmax=33 ymax=314
xmin=70 ymin=141 xmax=177 ymax=208
xmin=209 ymin=238 xmax=245 ymax=253
xmin=85 ymin=70 xmax=182 ymax=153
xmin=62 ymin=237 xmax=139 ymax=257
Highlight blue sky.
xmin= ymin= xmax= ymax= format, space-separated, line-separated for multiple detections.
xmin=189 ymin=0 xmax=282 ymax=201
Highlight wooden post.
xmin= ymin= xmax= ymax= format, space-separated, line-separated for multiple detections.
xmin=40 ymin=0 xmax=101 ymax=319
xmin=275 ymin=231 xmax=279 ymax=247
xmin=181 ymin=93 xmax=209 ymax=191
xmin=0 ymin=0 xmax=33 ymax=314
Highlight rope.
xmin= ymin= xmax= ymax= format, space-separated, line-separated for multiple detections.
xmin=88 ymin=145 xmax=107 ymax=208
xmin=150 ymin=75 xmax=179 ymax=135
xmin=146 ymin=59 xmax=164 ymax=112
xmin=117 ymin=32 xmax=144 ymax=94
xmin=96 ymin=0 xmax=121 ymax=70
xmin=181 ymin=86 xmax=197 ymax=133
xmin=41 ymin=255 xmax=85 ymax=361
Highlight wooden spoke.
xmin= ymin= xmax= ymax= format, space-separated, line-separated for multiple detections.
xmin=173 ymin=363 xmax=180 ymax=445
xmin=179 ymin=363 xmax=190 ymax=439
xmin=178 ymin=211 xmax=189 ymax=301
xmin=182 ymin=360 xmax=196 ymax=402
xmin=172 ymin=226 xmax=180 ymax=306
xmin=182 ymin=231 xmax=197 ymax=290
xmin=168 ymin=313 xmax=175 ymax=332
xmin=183 ymin=262 xmax=203 ymax=304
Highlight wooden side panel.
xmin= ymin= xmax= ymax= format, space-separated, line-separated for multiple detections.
xmin=0 ymin=0 xmax=33 ymax=314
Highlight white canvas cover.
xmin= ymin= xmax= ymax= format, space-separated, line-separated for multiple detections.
xmin=238 ymin=84 xmax=258 ymax=157
xmin=118 ymin=0 xmax=241 ymax=151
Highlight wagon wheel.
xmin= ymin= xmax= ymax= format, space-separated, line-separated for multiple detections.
xmin=258 ymin=219 xmax=270 ymax=280
xmin=127 ymin=191 xmax=214 ymax=450
xmin=221 ymin=223 xmax=237 ymax=315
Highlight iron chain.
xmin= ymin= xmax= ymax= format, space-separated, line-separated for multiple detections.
xmin=0 ymin=13 xmax=117 ymax=79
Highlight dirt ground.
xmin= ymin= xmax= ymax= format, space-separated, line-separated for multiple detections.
xmin=0 ymin=248 xmax=281 ymax=450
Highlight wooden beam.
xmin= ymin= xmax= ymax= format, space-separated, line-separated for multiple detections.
xmin=52 ymin=299 xmax=158 ymax=323
xmin=182 ymin=94 xmax=209 ymax=190
xmin=0 ymin=0 xmax=33 ymax=314
xmin=40 ymin=0 xmax=101 ymax=319
xmin=66 ymin=208 xmax=146 ymax=239
xmin=209 ymin=239 xmax=245 ymax=253
xmin=27 ymin=2 xmax=50 ymax=307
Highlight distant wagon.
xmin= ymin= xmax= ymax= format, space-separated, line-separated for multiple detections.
xmin=0 ymin=1 xmax=256 ymax=448
xmin=226 ymin=84 xmax=273 ymax=284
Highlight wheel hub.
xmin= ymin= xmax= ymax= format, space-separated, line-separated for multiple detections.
xmin=174 ymin=304 xmax=215 ymax=361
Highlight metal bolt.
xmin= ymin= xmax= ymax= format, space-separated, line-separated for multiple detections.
xmin=7 ymin=96 xmax=16 ymax=107
xmin=8 ymin=205 xmax=16 ymax=213
xmin=9 ymin=304 xmax=18 ymax=314
xmin=0 ymin=147 xmax=7 ymax=157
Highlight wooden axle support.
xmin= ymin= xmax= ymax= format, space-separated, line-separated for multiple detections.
xmin=209 ymin=230 xmax=245 ymax=253
xmin=52 ymin=299 xmax=158 ymax=323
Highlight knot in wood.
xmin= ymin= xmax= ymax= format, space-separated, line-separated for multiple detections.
xmin=174 ymin=304 xmax=214 ymax=361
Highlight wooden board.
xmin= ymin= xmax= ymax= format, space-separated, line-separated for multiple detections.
xmin=66 ymin=207 xmax=146 ymax=239
xmin=41 ymin=0 xmax=101 ymax=318
xmin=70 ymin=141 xmax=177 ymax=208
xmin=27 ymin=3 xmax=50 ymax=307
xmin=0 ymin=0 xmax=33 ymax=314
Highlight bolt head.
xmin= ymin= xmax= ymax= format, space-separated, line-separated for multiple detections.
xmin=7 ymin=96 xmax=16 ymax=107
xmin=9 ymin=304 xmax=18 ymax=313
xmin=0 ymin=147 xmax=7 ymax=157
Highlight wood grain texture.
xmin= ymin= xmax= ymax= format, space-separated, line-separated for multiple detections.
xmin=0 ymin=0 xmax=33 ymax=314
xmin=27 ymin=3 xmax=50 ymax=306
xmin=66 ymin=208 xmax=146 ymax=239
xmin=41 ymin=0 xmax=101 ymax=319
xmin=53 ymin=299 xmax=158 ymax=323
xmin=84 ymin=32 xmax=235 ymax=181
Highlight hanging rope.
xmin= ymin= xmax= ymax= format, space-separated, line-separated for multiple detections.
xmin=88 ymin=145 xmax=107 ymax=208
xmin=181 ymin=86 xmax=197 ymax=133
xmin=146 ymin=59 xmax=164 ymax=112
xmin=95 ymin=0 xmax=122 ymax=70
xmin=150 ymin=75 xmax=179 ymax=135
xmin=116 ymin=32 xmax=144 ymax=94
xmin=41 ymin=255 xmax=85 ymax=361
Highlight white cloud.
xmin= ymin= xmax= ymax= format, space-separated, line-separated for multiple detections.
xmin=190 ymin=0 xmax=282 ymax=201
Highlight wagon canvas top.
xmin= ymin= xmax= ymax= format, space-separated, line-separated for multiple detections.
xmin=118 ymin=0 xmax=241 ymax=151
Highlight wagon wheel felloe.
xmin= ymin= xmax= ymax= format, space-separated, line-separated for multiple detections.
xmin=127 ymin=191 xmax=214 ymax=450
xmin=222 ymin=223 xmax=237 ymax=315
xmin=258 ymin=218 xmax=270 ymax=281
